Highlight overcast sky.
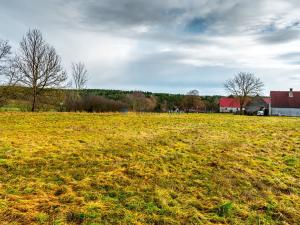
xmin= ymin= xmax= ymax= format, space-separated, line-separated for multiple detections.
xmin=1 ymin=0 xmax=300 ymax=95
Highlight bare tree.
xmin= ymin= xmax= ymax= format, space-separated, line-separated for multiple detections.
xmin=3 ymin=62 xmax=20 ymax=86
xmin=0 ymin=40 xmax=11 ymax=75
xmin=12 ymin=29 xmax=67 ymax=111
xmin=224 ymin=72 xmax=264 ymax=114
xmin=0 ymin=40 xmax=12 ymax=106
xmin=72 ymin=62 xmax=88 ymax=90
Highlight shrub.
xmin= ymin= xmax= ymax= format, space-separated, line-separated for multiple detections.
xmin=65 ymin=94 xmax=127 ymax=112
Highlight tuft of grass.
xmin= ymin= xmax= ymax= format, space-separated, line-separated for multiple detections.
xmin=216 ymin=202 xmax=233 ymax=217
xmin=283 ymin=156 xmax=298 ymax=167
xmin=66 ymin=211 xmax=86 ymax=224
xmin=35 ymin=213 xmax=49 ymax=224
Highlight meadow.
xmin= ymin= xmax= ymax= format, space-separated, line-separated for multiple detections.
xmin=0 ymin=113 xmax=299 ymax=224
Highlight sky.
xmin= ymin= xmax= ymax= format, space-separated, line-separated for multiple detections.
xmin=0 ymin=0 xmax=300 ymax=95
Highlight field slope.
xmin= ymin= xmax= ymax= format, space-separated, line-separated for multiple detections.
xmin=0 ymin=113 xmax=299 ymax=224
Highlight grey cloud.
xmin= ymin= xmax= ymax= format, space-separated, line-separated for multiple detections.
xmin=277 ymin=52 xmax=300 ymax=65
xmin=278 ymin=52 xmax=300 ymax=59
xmin=80 ymin=0 xmax=182 ymax=27
xmin=70 ymin=0 xmax=246 ymax=35
xmin=258 ymin=30 xmax=300 ymax=44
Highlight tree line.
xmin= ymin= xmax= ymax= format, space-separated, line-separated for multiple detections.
xmin=0 ymin=29 xmax=263 ymax=113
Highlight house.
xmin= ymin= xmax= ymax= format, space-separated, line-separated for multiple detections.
xmin=270 ymin=89 xmax=300 ymax=116
xmin=245 ymin=96 xmax=271 ymax=115
xmin=219 ymin=97 xmax=241 ymax=113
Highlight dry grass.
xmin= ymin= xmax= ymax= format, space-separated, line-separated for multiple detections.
xmin=0 ymin=112 xmax=299 ymax=224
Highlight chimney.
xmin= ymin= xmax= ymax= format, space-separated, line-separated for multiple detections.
xmin=289 ymin=88 xmax=293 ymax=98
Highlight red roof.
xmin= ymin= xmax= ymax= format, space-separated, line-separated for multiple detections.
xmin=219 ymin=97 xmax=240 ymax=108
xmin=271 ymin=91 xmax=300 ymax=108
xmin=263 ymin=97 xmax=271 ymax=104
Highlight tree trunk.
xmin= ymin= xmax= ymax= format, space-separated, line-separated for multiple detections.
xmin=239 ymin=97 xmax=244 ymax=115
xmin=31 ymin=89 xmax=37 ymax=112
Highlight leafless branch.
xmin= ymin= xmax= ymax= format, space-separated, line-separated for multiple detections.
xmin=0 ymin=40 xmax=11 ymax=75
xmin=12 ymin=29 xmax=67 ymax=111
xmin=72 ymin=62 xmax=88 ymax=90
xmin=224 ymin=72 xmax=264 ymax=114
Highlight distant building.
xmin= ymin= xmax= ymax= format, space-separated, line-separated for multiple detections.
xmin=245 ymin=96 xmax=271 ymax=115
xmin=270 ymin=88 xmax=300 ymax=116
xmin=219 ymin=97 xmax=241 ymax=113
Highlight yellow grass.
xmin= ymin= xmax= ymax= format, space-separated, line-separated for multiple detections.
xmin=0 ymin=113 xmax=299 ymax=224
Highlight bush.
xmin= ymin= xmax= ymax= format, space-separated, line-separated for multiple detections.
xmin=125 ymin=92 xmax=157 ymax=112
xmin=65 ymin=93 xmax=128 ymax=112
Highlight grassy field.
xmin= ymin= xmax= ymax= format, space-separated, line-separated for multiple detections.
xmin=0 ymin=113 xmax=299 ymax=224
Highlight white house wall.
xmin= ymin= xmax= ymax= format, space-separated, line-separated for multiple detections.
xmin=271 ymin=108 xmax=300 ymax=116
xmin=220 ymin=107 xmax=239 ymax=113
